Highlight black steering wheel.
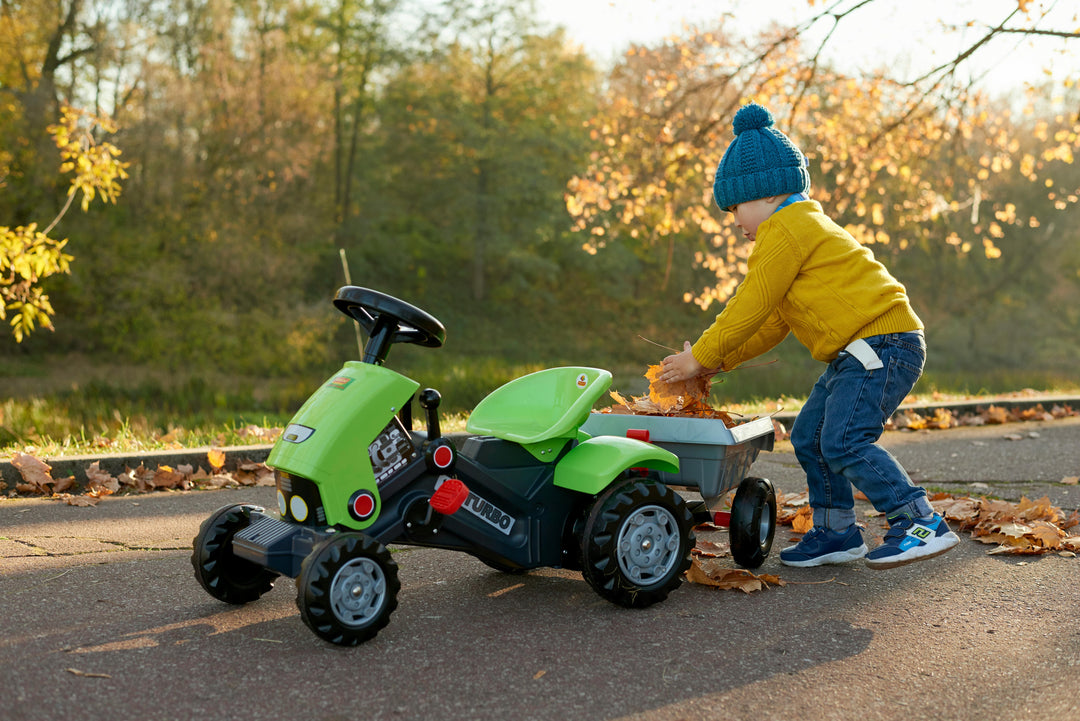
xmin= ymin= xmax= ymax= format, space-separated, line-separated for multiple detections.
xmin=333 ymin=286 xmax=446 ymax=364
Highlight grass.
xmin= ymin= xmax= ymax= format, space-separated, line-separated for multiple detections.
xmin=3 ymin=353 xmax=1078 ymax=460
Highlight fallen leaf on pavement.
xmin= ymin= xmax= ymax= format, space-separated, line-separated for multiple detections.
xmin=691 ymin=539 xmax=730 ymax=558
xmin=686 ymin=560 xmax=786 ymax=593
xmin=62 ymin=494 xmax=100 ymax=507
xmin=930 ymin=492 xmax=1080 ymax=556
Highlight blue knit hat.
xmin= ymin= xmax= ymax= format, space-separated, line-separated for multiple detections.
xmin=713 ymin=103 xmax=810 ymax=211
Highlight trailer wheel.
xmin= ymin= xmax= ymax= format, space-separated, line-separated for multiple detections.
xmin=729 ymin=477 xmax=776 ymax=569
xmin=191 ymin=504 xmax=278 ymax=604
xmin=296 ymin=533 xmax=399 ymax=646
xmin=580 ymin=478 xmax=695 ymax=608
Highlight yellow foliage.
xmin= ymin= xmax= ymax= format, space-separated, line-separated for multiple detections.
xmin=1 ymin=105 xmax=127 ymax=342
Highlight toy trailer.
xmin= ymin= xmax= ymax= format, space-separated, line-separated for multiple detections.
xmin=580 ymin=413 xmax=777 ymax=568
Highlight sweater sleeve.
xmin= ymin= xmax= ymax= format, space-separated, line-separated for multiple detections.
xmin=722 ymin=310 xmax=791 ymax=369
xmin=689 ymin=222 xmax=800 ymax=370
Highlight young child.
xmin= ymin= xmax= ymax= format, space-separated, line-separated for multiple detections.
xmin=659 ymin=102 xmax=959 ymax=569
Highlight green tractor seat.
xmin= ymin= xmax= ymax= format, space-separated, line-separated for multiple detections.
xmin=466 ymin=367 xmax=612 ymax=444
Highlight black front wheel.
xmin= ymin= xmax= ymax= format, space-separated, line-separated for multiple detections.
xmin=296 ymin=533 xmax=400 ymax=646
xmin=191 ymin=504 xmax=278 ymax=604
xmin=729 ymin=477 xmax=777 ymax=569
xmin=580 ymin=478 xmax=695 ymax=608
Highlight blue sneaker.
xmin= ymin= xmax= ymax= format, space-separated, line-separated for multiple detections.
xmin=864 ymin=513 xmax=959 ymax=569
xmin=779 ymin=526 xmax=868 ymax=567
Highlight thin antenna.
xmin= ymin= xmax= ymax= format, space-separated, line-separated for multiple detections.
xmin=338 ymin=248 xmax=364 ymax=357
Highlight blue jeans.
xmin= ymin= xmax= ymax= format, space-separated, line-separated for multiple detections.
xmin=790 ymin=332 xmax=934 ymax=531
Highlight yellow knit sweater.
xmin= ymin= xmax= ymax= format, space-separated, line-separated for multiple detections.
xmin=690 ymin=200 xmax=923 ymax=370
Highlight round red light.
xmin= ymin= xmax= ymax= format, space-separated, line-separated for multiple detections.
xmin=433 ymin=445 xmax=454 ymax=468
xmin=352 ymin=492 xmax=375 ymax=519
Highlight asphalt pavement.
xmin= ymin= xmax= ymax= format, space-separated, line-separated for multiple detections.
xmin=1 ymin=417 xmax=1078 ymax=721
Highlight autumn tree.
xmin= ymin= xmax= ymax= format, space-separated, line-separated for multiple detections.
xmin=370 ymin=0 xmax=598 ymax=303
xmin=0 ymin=0 xmax=97 ymax=221
xmin=565 ymin=3 xmax=1080 ymax=312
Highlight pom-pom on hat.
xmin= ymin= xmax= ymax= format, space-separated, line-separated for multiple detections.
xmin=713 ymin=103 xmax=810 ymax=211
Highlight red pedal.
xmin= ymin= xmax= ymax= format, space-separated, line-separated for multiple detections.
xmin=430 ymin=478 xmax=469 ymax=515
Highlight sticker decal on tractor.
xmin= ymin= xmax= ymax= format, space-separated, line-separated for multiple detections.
xmin=369 ymin=418 xmax=418 ymax=485
xmin=328 ymin=375 xmax=354 ymax=390
xmin=463 ymin=493 xmax=514 ymax=534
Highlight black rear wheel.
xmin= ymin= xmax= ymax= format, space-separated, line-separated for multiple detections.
xmin=191 ymin=504 xmax=278 ymax=604
xmin=729 ymin=477 xmax=776 ymax=569
xmin=580 ymin=478 xmax=695 ymax=608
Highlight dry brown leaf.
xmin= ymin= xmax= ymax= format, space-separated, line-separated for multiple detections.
xmin=1013 ymin=495 xmax=1061 ymax=524
xmin=124 ymin=463 xmax=156 ymax=492
xmin=53 ymin=475 xmax=76 ymax=494
xmin=778 ymin=490 xmax=809 ymax=507
xmin=1027 ymin=521 xmax=1064 ymax=549
xmin=85 ymin=461 xmax=120 ymax=497
xmin=1050 ymin=404 xmax=1076 ymax=418
xmin=1064 ymin=511 xmax=1080 ymax=532
xmin=604 ymin=364 xmax=739 ymax=423
xmin=233 ymin=460 xmax=275 ymax=487
xmin=12 ymin=453 xmax=55 ymax=494
xmin=151 ymin=465 xmax=186 ymax=489
xmin=932 ymin=492 xmax=1080 ymax=556
xmin=692 ymin=539 xmax=730 ymax=558
xmin=933 ymin=497 xmax=981 ymax=525
xmin=892 ymin=409 xmax=927 ymax=430
xmin=791 ymin=506 xmax=813 ymax=533
xmin=198 ymin=474 xmax=235 ymax=489
xmin=686 ymin=560 xmax=784 ymax=593
xmin=62 ymin=494 xmax=100 ymax=507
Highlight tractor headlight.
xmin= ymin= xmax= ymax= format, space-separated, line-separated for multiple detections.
xmin=275 ymin=471 xmax=326 ymax=526
xmin=289 ymin=495 xmax=309 ymax=522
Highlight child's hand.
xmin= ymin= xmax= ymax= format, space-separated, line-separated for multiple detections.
xmin=660 ymin=341 xmax=713 ymax=383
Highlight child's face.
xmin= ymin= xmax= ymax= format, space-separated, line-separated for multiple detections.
xmin=731 ymin=196 xmax=782 ymax=241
